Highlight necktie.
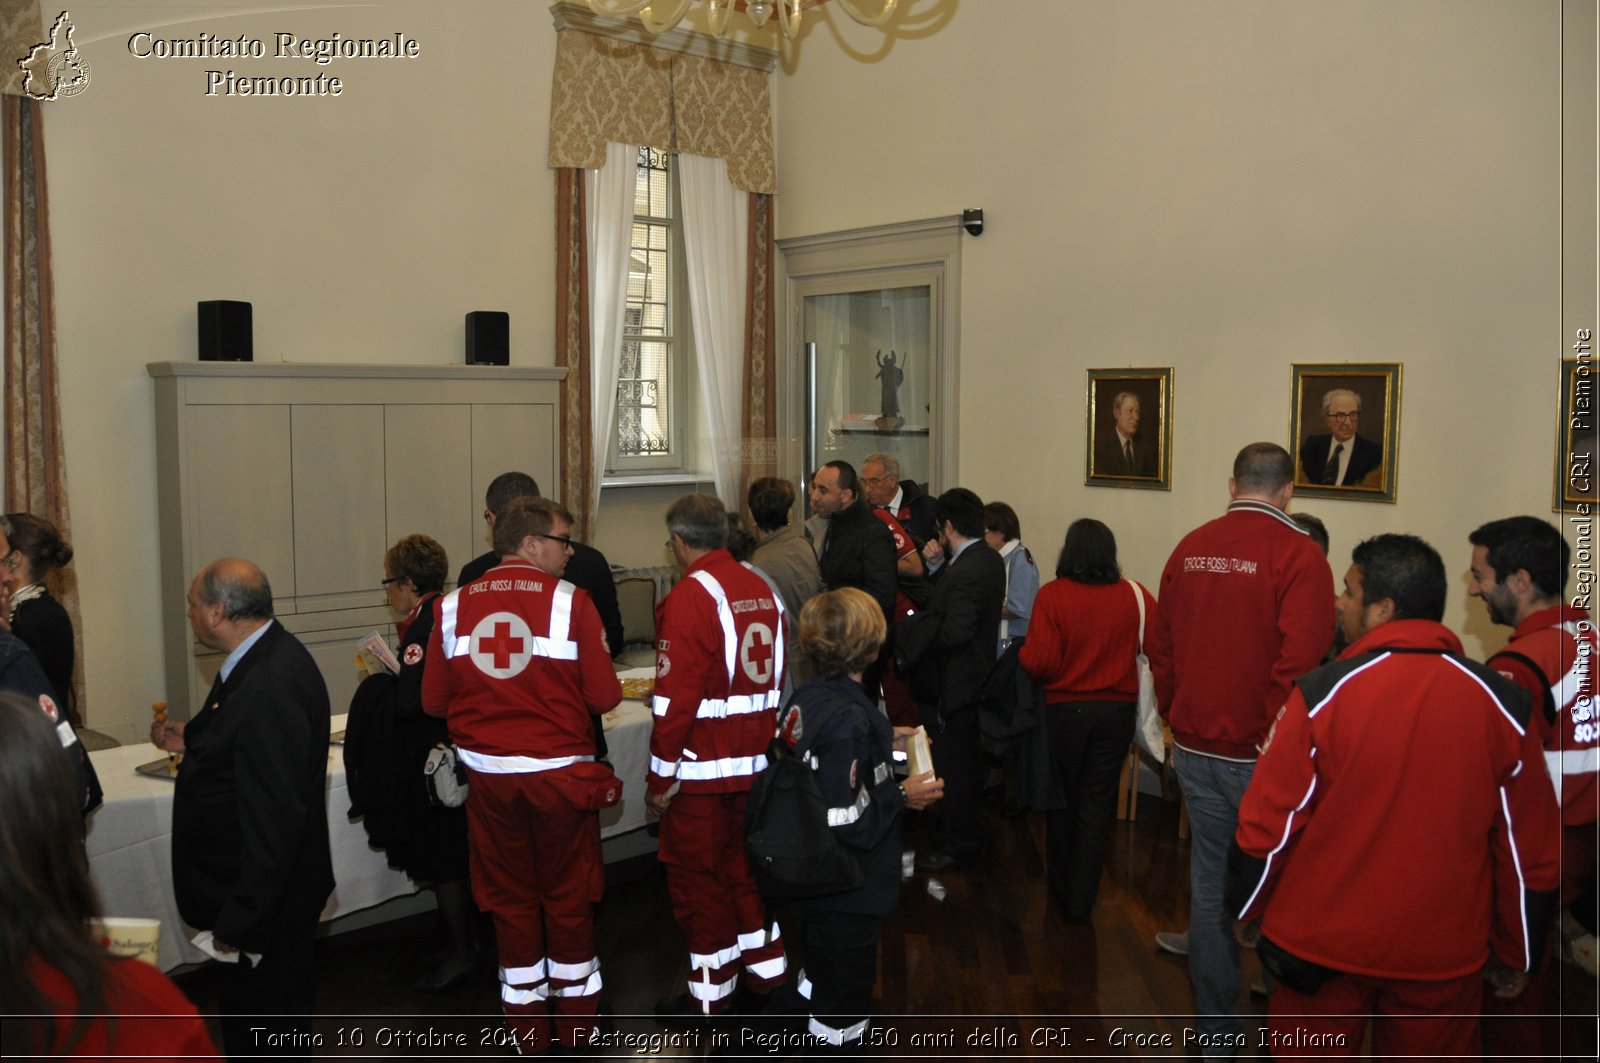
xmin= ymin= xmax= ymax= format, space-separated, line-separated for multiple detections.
xmin=1320 ymin=443 xmax=1344 ymax=485
xmin=1123 ymin=439 xmax=1134 ymax=472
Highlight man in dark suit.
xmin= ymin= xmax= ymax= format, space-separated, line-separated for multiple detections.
xmin=1092 ymin=391 xmax=1158 ymax=477
xmin=900 ymin=487 xmax=1004 ymax=871
xmin=151 ymin=558 xmax=333 ymax=1059
xmin=1299 ymin=388 xmax=1382 ymax=487
xmin=458 ymin=471 xmax=624 ymax=657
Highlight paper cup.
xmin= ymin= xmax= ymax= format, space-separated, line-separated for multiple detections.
xmin=93 ymin=917 xmax=162 ymax=965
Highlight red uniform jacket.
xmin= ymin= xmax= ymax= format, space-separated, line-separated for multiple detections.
xmin=649 ymin=550 xmax=786 ymax=796
xmin=1488 ymin=604 xmax=1598 ymax=826
xmin=1149 ymin=500 xmax=1334 ymax=759
xmin=421 ymin=559 xmax=620 ymax=763
xmin=1235 ymin=620 xmax=1561 ymax=979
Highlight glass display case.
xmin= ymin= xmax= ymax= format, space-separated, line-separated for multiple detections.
xmin=803 ymin=283 xmax=932 ymax=485
xmin=781 ymin=216 xmax=963 ymax=499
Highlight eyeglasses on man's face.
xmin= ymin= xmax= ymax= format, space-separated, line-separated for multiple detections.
xmin=1327 ymin=411 xmax=1360 ymax=422
xmin=536 ymin=533 xmax=578 ymax=550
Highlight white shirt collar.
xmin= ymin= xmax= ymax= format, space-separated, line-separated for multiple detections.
xmin=220 ymin=619 xmax=273 ymax=682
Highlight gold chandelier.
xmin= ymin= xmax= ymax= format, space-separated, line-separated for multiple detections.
xmin=586 ymin=0 xmax=900 ymax=39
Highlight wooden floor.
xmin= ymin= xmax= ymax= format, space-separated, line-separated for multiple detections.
xmin=173 ymin=793 xmax=1599 ymax=1060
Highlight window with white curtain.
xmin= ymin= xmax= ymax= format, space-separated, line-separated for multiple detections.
xmin=609 ymin=146 xmax=694 ymax=474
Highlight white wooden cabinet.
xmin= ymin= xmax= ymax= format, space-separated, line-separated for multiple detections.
xmin=148 ymin=362 xmax=565 ymax=721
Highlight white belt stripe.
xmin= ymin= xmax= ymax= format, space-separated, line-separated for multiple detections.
xmin=502 ymin=984 xmax=548 ymax=1005
xmin=736 ymin=924 xmax=781 ymax=951
xmin=650 ymin=755 xmax=679 ymax=778
xmin=458 ymin=748 xmax=593 ymax=774
xmin=500 ymin=961 xmax=546 ymax=984
xmin=547 ymin=957 xmax=599 ymax=980
xmin=797 ymin=972 xmax=812 ymax=1000
xmin=690 ymin=943 xmax=742 ymax=969
xmin=746 ymin=955 xmax=787 ymax=980
xmin=695 ymin=690 xmax=783 ymax=719
xmin=673 ymin=754 xmax=767 ymax=781
xmin=550 ymin=971 xmax=603 ymax=998
xmin=828 ymin=786 xmax=872 ymax=827
xmin=808 ymin=1015 xmax=868 ymax=1046
xmin=687 ymin=976 xmax=738 ymax=1002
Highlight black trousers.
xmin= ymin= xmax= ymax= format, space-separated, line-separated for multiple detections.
xmin=920 ymin=700 xmax=982 ymax=862
xmin=789 ymin=908 xmax=881 ymax=1047
xmin=1043 ymin=700 xmax=1135 ymax=919
xmin=216 ymin=921 xmax=318 ymax=1062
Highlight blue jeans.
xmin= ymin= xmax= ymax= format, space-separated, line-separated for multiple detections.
xmin=1173 ymin=745 xmax=1255 ymax=1058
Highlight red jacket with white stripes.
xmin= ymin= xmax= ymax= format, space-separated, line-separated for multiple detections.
xmin=421 ymin=559 xmax=621 ymax=763
xmin=1488 ymin=604 xmax=1598 ymax=827
xmin=1148 ymin=499 xmax=1334 ymax=759
xmin=1234 ymin=620 xmax=1561 ymax=979
xmin=648 ymin=550 xmax=786 ymax=796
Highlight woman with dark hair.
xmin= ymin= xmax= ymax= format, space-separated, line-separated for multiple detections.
xmin=0 ymin=692 xmax=217 ymax=1057
xmin=1019 ymin=519 xmax=1157 ymax=920
xmin=772 ymin=588 xmax=942 ymax=1051
xmin=1 ymin=512 xmax=79 ymax=728
xmin=345 ymin=534 xmax=478 ymax=992
xmin=983 ymin=501 xmax=1039 ymax=658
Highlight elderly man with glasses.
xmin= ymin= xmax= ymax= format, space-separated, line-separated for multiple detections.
xmin=1298 ymin=389 xmax=1382 ymax=487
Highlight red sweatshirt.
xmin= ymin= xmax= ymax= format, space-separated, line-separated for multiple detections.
xmin=1020 ymin=577 xmax=1156 ymax=702
xmin=1148 ymin=499 xmax=1334 ymax=759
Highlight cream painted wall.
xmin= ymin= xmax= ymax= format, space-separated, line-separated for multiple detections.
xmin=45 ymin=1 xmax=561 ymax=740
xmin=774 ymin=0 xmax=1584 ymax=661
xmin=32 ymin=0 xmax=1593 ymax=740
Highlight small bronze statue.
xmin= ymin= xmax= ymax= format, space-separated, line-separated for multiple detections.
xmin=874 ymin=350 xmax=905 ymax=430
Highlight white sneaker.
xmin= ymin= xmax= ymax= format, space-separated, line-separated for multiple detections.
xmin=1155 ymin=931 xmax=1189 ymax=956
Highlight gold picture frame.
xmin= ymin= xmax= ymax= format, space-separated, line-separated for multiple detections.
xmin=1085 ymin=368 xmax=1173 ymax=491
xmin=1289 ymin=363 xmax=1401 ymax=503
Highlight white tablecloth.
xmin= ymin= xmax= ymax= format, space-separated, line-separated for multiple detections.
xmin=87 ymin=701 xmax=653 ymax=972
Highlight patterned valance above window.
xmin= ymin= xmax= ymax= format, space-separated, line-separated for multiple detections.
xmin=548 ymin=15 xmax=776 ymax=195
xmin=0 ymin=4 xmax=45 ymax=98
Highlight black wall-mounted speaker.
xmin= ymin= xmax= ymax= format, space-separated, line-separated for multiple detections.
xmin=465 ymin=311 xmax=509 ymax=366
xmin=197 ymin=301 xmax=253 ymax=362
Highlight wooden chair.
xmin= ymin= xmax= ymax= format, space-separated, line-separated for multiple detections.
xmin=613 ymin=576 xmax=657 ymax=669
xmin=1116 ymin=726 xmax=1187 ymax=839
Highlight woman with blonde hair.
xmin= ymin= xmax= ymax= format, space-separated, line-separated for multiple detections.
xmin=769 ymin=587 xmax=942 ymax=1050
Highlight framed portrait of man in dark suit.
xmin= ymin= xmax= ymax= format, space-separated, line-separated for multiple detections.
xmin=1085 ymin=368 xmax=1172 ymax=490
xmin=1290 ymin=363 xmax=1401 ymax=502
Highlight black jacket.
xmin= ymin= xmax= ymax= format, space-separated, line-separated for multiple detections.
xmin=817 ymin=501 xmax=898 ymax=625
xmin=899 ymin=541 xmax=1005 ymax=713
xmin=780 ymin=676 xmax=905 ymax=916
xmin=172 ymin=621 xmax=334 ymax=951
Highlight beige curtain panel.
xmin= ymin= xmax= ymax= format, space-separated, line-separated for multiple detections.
xmin=548 ymin=30 xmax=775 ymax=195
